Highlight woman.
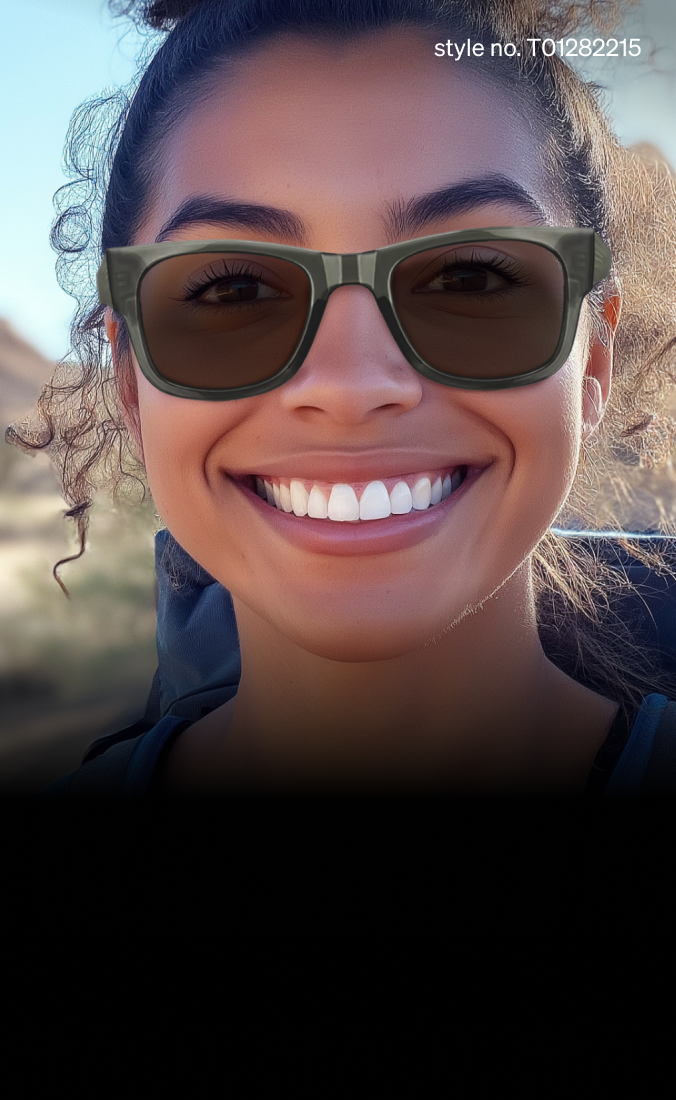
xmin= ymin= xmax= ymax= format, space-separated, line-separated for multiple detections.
xmin=11 ymin=0 xmax=676 ymax=793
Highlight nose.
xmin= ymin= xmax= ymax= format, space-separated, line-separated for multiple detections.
xmin=276 ymin=285 xmax=423 ymax=425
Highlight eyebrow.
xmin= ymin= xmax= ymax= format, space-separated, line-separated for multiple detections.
xmin=156 ymin=196 xmax=306 ymax=243
xmin=155 ymin=174 xmax=546 ymax=245
xmin=386 ymin=174 xmax=546 ymax=237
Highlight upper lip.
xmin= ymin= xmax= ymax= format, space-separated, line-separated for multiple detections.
xmin=224 ymin=451 xmax=488 ymax=483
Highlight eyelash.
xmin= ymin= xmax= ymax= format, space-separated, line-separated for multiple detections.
xmin=421 ymin=250 xmax=531 ymax=293
xmin=181 ymin=260 xmax=270 ymax=299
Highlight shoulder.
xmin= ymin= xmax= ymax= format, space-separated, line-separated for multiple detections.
xmin=607 ymin=694 xmax=676 ymax=796
xmin=45 ymin=715 xmax=192 ymax=796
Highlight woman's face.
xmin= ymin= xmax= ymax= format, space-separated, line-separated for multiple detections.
xmin=116 ymin=29 xmax=613 ymax=661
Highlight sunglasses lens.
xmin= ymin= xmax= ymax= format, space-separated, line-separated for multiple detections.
xmin=139 ymin=252 xmax=311 ymax=389
xmin=391 ymin=240 xmax=565 ymax=379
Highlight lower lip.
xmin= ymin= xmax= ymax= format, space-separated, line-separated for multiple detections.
xmin=230 ymin=467 xmax=484 ymax=556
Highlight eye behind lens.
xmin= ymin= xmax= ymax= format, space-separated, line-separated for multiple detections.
xmin=139 ymin=251 xmax=311 ymax=389
xmin=391 ymin=240 xmax=566 ymax=379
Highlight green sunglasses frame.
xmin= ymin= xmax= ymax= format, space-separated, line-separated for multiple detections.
xmin=97 ymin=226 xmax=612 ymax=400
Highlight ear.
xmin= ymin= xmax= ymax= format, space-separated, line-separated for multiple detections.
xmin=105 ymin=308 xmax=145 ymax=463
xmin=581 ymin=293 xmax=621 ymax=441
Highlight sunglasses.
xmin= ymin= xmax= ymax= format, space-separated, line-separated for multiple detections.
xmin=97 ymin=227 xmax=612 ymax=400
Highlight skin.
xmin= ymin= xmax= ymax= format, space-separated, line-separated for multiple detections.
xmin=106 ymin=29 xmax=621 ymax=791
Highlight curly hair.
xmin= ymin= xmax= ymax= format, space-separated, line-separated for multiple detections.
xmin=7 ymin=0 xmax=676 ymax=727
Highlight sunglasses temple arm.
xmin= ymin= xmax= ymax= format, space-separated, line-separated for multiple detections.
xmin=593 ymin=235 xmax=613 ymax=287
xmin=97 ymin=256 xmax=114 ymax=308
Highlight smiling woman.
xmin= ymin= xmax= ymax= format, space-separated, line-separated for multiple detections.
xmin=9 ymin=0 xmax=676 ymax=793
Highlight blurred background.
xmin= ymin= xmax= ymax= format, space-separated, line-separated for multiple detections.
xmin=0 ymin=0 xmax=675 ymax=790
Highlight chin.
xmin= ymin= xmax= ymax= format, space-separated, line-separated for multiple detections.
xmin=266 ymin=602 xmax=461 ymax=663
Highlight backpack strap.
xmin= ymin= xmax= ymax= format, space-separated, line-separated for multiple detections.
xmin=607 ymin=694 xmax=676 ymax=795
xmin=640 ymin=700 xmax=676 ymax=794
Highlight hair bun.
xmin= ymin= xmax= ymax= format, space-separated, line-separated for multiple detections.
xmin=117 ymin=0 xmax=637 ymax=33
xmin=110 ymin=0 xmax=206 ymax=30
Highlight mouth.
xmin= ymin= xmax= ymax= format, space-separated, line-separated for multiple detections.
xmin=236 ymin=465 xmax=469 ymax=522
xmin=227 ymin=461 xmax=487 ymax=556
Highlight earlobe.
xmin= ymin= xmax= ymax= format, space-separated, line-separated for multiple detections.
xmin=582 ymin=374 xmax=604 ymax=437
xmin=104 ymin=308 xmax=145 ymax=464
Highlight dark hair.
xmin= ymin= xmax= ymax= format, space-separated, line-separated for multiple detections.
xmin=8 ymin=0 xmax=676 ymax=726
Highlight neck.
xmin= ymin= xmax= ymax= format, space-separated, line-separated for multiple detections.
xmin=213 ymin=560 xmax=611 ymax=789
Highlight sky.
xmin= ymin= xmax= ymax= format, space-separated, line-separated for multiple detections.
xmin=1 ymin=0 xmax=675 ymax=360
xmin=0 ymin=0 xmax=152 ymax=358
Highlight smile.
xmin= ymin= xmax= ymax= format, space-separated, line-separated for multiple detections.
xmin=250 ymin=467 xmax=468 ymax=521
xmin=229 ymin=462 xmax=486 ymax=557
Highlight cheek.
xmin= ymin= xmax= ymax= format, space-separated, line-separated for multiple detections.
xmin=132 ymin=367 xmax=235 ymax=518
xmin=448 ymin=377 xmax=580 ymax=617
xmin=479 ymin=360 xmax=583 ymax=551
xmin=512 ymin=361 xmax=584 ymax=519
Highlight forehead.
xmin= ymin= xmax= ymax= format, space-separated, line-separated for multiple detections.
xmin=148 ymin=28 xmax=557 ymax=244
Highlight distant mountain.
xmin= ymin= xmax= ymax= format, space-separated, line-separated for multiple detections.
xmin=0 ymin=319 xmax=55 ymax=429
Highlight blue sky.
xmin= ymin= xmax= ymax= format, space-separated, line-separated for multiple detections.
xmin=1 ymin=0 xmax=675 ymax=360
xmin=0 ymin=0 xmax=151 ymax=357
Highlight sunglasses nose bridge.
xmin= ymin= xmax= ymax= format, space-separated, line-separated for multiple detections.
xmin=322 ymin=250 xmax=379 ymax=294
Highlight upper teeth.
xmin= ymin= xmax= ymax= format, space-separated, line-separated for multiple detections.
xmin=254 ymin=469 xmax=465 ymax=521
